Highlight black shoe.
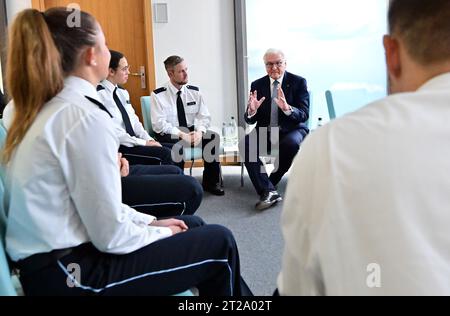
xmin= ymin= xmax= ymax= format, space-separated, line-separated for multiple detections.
xmin=255 ymin=191 xmax=282 ymax=211
xmin=203 ymin=183 xmax=225 ymax=196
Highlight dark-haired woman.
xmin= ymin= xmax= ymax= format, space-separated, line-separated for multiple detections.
xmin=97 ymin=50 xmax=173 ymax=166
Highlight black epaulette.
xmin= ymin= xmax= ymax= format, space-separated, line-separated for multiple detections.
xmin=153 ymin=87 xmax=167 ymax=94
xmin=186 ymin=85 xmax=199 ymax=91
xmin=96 ymin=85 xmax=105 ymax=91
xmin=118 ymin=85 xmax=126 ymax=90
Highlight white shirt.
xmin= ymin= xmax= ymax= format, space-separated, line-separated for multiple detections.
xmin=5 ymin=76 xmax=171 ymax=262
xmin=278 ymin=72 xmax=450 ymax=296
xmin=97 ymin=79 xmax=153 ymax=147
xmin=151 ymin=81 xmax=211 ymax=136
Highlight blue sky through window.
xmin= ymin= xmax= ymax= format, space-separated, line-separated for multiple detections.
xmin=246 ymin=0 xmax=389 ymax=127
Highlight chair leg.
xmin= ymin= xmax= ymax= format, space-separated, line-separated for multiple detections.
xmin=241 ymin=162 xmax=244 ymax=187
xmin=189 ymin=159 xmax=194 ymax=176
xmin=219 ymin=164 xmax=224 ymax=188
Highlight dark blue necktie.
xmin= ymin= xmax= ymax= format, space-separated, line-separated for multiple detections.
xmin=113 ymin=87 xmax=136 ymax=137
xmin=177 ymin=90 xmax=188 ymax=128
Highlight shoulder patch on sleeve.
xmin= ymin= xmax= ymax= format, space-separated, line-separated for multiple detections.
xmin=96 ymin=85 xmax=105 ymax=91
xmin=153 ymin=87 xmax=167 ymax=94
xmin=186 ymin=85 xmax=199 ymax=91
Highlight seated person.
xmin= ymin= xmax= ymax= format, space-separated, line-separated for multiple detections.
xmin=97 ymin=50 xmax=173 ymax=166
xmin=151 ymin=56 xmax=224 ymax=196
xmin=242 ymin=49 xmax=309 ymax=211
xmin=278 ymin=0 xmax=450 ymax=295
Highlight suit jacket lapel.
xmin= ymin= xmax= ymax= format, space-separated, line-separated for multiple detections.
xmin=282 ymin=72 xmax=291 ymax=99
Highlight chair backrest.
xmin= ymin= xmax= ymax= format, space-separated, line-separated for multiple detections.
xmin=140 ymin=96 xmax=156 ymax=137
xmin=325 ymin=89 xmax=384 ymax=120
xmin=306 ymin=90 xmax=313 ymax=130
xmin=0 ymin=120 xmax=17 ymax=296
xmin=325 ymin=90 xmax=336 ymax=120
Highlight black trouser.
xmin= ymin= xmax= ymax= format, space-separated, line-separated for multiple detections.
xmin=18 ymin=216 xmax=252 ymax=296
xmin=241 ymin=128 xmax=306 ymax=196
xmin=119 ymin=145 xmax=174 ymax=166
xmin=122 ymin=165 xmax=203 ymax=217
xmin=155 ymin=130 xmax=221 ymax=187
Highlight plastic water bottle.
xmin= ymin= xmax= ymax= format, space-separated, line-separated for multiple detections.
xmin=230 ymin=116 xmax=238 ymax=144
xmin=222 ymin=122 xmax=230 ymax=145
xmin=317 ymin=117 xmax=323 ymax=128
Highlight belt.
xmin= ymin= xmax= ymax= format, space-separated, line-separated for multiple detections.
xmin=15 ymin=248 xmax=73 ymax=276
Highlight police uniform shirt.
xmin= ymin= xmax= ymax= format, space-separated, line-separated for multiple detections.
xmin=5 ymin=76 xmax=171 ymax=262
xmin=97 ymin=79 xmax=154 ymax=147
xmin=151 ymin=81 xmax=211 ymax=136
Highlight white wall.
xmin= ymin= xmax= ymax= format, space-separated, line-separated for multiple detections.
xmin=6 ymin=0 xmax=31 ymax=23
xmin=151 ymin=0 xmax=237 ymax=132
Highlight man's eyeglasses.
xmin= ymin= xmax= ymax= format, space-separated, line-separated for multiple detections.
xmin=265 ymin=61 xmax=285 ymax=68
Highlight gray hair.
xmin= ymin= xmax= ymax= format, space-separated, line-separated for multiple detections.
xmin=263 ymin=49 xmax=286 ymax=62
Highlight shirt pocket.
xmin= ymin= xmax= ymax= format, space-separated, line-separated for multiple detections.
xmin=185 ymin=101 xmax=199 ymax=114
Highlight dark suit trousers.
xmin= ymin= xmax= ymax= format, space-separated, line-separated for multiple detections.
xmin=155 ymin=131 xmax=221 ymax=186
xmin=122 ymin=164 xmax=203 ymax=217
xmin=19 ymin=216 xmax=252 ymax=296
xmin=242 ymin=128 xmax=305 ymax=196
xmin=119 ymin=145 xmax=174 ymax=166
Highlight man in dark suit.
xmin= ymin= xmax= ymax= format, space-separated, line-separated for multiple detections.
xmin=243 ymin=49 xmax=309 ymax=210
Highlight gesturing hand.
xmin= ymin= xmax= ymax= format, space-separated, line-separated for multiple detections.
xmin=247 ymin=90 xmax=266 ymax=115
xmin=274 ymin=87 xmax=291 ymax=112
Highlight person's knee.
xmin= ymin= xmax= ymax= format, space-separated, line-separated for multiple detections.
xmin=204 ymin=225 xmax=236 ymax=248
xmin=182 ymin=175 xmax=203 ymax=196
xmin=168 ymin=165 xmax=183 ymax=174
xmin=186 ymin=215 xmax=206 ymax=227
xmin=280 ymin=138 xmax=301 ymax=155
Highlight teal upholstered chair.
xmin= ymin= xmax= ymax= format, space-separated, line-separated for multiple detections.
xmin=0 ymin=120 xmax=17 ymax=296
xmin=325 ymin=90 xmax=337 ymax=120
xmin=326 ymin=89 xmax=379 ymax=120
xmin=140 ymin=96 xmax=204 ymax=176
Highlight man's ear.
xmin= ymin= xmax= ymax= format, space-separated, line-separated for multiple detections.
xmin=383 ymin=35 xmax=401 ymax=79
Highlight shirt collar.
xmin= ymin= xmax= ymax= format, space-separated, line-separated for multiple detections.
xmin=270 ymin=75 xmax=284 ymax=88
xmin=101 ymin=79 xmax=117 ymax=93
xmin=168 ymin=81 xmax=186 ymax=96
xmin=418 ymin=72 xmax=450 ymax=92
xmin=65 ymin=76 xmax=100 ymax=102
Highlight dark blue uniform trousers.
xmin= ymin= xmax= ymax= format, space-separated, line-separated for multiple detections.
xmin=119 ymin=144 xmax=174 ymax=166
xmin=241 ymin=128 xmax=305 ymax=196
xmin=122 ymin=165 xmax=203 ymax=217
xmin=19 ymin=216 xmax=252 ymax=296
xmin=156 ymin=131 xmax=222 ymax=186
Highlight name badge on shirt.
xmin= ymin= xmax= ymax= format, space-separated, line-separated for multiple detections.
xmin=187 ymin=101 xmax=197 ymax=106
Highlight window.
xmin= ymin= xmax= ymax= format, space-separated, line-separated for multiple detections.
xmin=244 ymin=0 xmax=389 ymax=126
